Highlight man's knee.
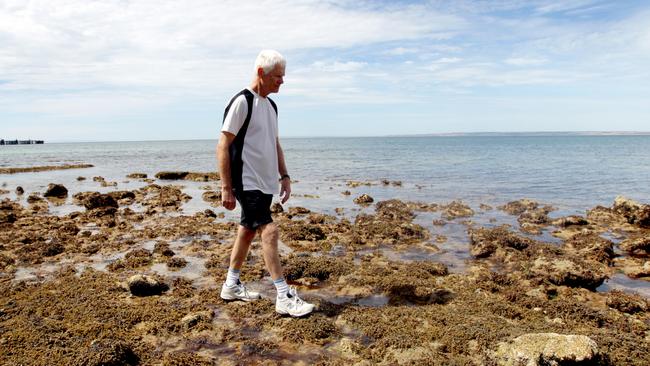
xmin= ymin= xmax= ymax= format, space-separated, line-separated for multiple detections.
xmin=238 ymin=225 xmax=257 ymax=241
xmin=260 ymin=223 xmax=279 ymax=244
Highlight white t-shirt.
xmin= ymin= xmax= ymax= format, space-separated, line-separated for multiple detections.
xmin=222 ymin=88 xmax=279 ymax=195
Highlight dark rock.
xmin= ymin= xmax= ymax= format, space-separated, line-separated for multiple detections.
xmin=155 ymin=171 xmax=189 ymax=180
xmin=203 ymin=209 xmax=217 ymax=218
xmin=83 ymin=193 xmax=118 ymax=210
xmin=107 ymin=190 xmax=136 ymax=201
xmin=15 ymin=186 xmax=24 ymax=195
xmin=127 ymin=274 xmax=169 ymax=296
xmin=26 ymin=193 xmax=43 ymax=203
xmin=126 ymin=173 xmax=147 ymax=179
xmin=43 ymin=183 xmax=68 ymax=198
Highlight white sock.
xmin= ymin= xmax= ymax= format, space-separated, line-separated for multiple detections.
xmin=225 ymin=268 xmax=240 ymax=287
xmin=273 ymin=277 xmax=289 ymax=297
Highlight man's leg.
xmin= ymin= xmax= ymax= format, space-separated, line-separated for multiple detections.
xmin=259 ymin=222 xmax=282 ymax=279
xmin=260 ymin=222 xmax=315 ymax=317
xmin=229 ymin=225 xmax=257 ymax=270
xmin=220 ymin=225 xmax=260 ymax=301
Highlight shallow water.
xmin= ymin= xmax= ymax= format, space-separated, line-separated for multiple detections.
xmin=2 ymin=136 xmax=650 ymax=297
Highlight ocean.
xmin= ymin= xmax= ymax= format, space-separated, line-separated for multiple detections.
xmin=2 ymin=135 xmax=650 ymax=213
xmin=2 ymin=135 xmax=650 ymax=295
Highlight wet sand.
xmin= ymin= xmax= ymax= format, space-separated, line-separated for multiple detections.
xmin=1 ymin=174 xmax=649 ymax=365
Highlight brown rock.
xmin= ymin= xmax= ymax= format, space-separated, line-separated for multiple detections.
xmin=126 ymin=274 xmax=168 ymax=296
xmin=83 ymin=193 xmax=118 ymax=210
xmin=353 ymin=194 xmax=374 ymax=204
xmin=43 ymin=183 xmax=68 ymax=198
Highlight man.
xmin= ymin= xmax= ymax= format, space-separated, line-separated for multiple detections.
xmin=217 ymin=50 xmax=314 ymax=317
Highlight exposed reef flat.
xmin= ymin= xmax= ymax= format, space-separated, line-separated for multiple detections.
xmin=1 ymin=178 xmax=649 ymax=365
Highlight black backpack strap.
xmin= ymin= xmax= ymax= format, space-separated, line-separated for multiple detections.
xmin=268 ymin=97 xmax=278 ymax=116
xmin=223 ymin=89 xmax=254 ymax=192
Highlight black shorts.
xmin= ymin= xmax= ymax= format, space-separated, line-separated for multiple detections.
xmin=234 ymin=189 xmax=273 ymax=230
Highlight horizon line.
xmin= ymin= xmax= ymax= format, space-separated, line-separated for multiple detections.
xmin=4 ymin=130 xmax=650 ymax=144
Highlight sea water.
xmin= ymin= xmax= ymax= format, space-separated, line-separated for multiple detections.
xmin=2 ymin=135 xmax=650 ymax=295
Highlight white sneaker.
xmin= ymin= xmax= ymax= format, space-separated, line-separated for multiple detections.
xmin=220 ymin=281 xmax=261 ymax=302
xmin=276 ymin=286 xmax=315 ymax=317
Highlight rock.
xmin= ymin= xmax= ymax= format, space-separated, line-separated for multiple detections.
xmin=495 ymin=333 xmax=599 ymax=366
xmin=76 ymin=176 xmax=86 ymax=181
xmin=341 ymin=190 xmax=351 ymax=196
xmin=155 ymin=171 xmax=189 ymax=180
xmin=613 ymin=196 xmax=650 ymax=228
xmin=26 ymin=193 xmax=43 ymax=203
xmin=271 ymin=202 xmax=284 ymax=213
xmin=353 ymin=194 xmax=374 ymax=204
xmin=530 ymin=257 xmax=607 ymax=289
xmin=0 ymin=211 xmax=16 ymax=224
xmin=126 ymin=173 xmax=147 ymax=179
xmin=203 ymin=209 xmax=217 ymax=218
xmin=153 ymin=242 xmax=175 ymax=257
xmin=288 ymin=206 xmax=310 ymax=215
xmin=441 ymin=200 xmax=474 ymax=219
xmin=202 ymin=191 xmax=221 ymax=204
xmin=43 ymin=183 xmax=68 ymax=198
xmin=499 ymin=199 xmax=540 ymax=215
xmin=15 ymin=186 xmax=24 ymax=195
xmin=126 ymin=275 xmax=169 ymax=296
xmin=468 ymin=226 xmax=533 ymax=258
xmin=552 ymin=216 xmax=589 ymax=227
xmin=619 ymin=236 xmax=650 ymax=256
xmin=167 ymin=257 xmax=187 ymax=269
xmin=181 ymin=311 xmax=214 ymax=330
xmin=606 ymin=290 xmax=648 ymax=314
xmin=107 ymin=190 xmax=136 ymax=201
xmin=77 ymin=339 xmax=139 ymax=366
xmin=83 ymin=193 xmax=118 ymax=210
xmin=184 ymin=172 xmax=220 ymax=181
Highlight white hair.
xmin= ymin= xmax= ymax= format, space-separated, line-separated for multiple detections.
xmin=254 ymin=50 xmax=286 ymax=75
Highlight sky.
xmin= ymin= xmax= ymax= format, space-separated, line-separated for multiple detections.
xmin=1 ymin=0 xmax=649 ymax=141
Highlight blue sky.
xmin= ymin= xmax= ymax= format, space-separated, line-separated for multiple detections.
xmin=1 ymin=0 xmax=649 ymax=141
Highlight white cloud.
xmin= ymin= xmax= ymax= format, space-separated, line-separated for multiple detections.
xmin=505 ymin=57 xmax=548 ymax=66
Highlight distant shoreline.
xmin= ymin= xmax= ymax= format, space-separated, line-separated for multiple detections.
xmin=13 ymin=131 xmax=650 ymax=144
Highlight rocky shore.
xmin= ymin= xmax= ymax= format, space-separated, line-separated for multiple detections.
xmin=0 ymin=172 xmax=649 ymax=365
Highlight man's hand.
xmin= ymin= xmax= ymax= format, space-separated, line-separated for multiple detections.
xmin=280 ymin=178 xmax=291 ymax=204
xmin=222 ymin=187 xmax=236 ymax=210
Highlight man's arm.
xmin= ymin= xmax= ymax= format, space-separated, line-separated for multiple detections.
xmin=218 ymin=132 xmax=237 ymax=210
xmin=277 ymin=137 xmax=291 ymax=204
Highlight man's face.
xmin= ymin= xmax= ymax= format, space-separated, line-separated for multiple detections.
xmin=261 ymin=64 xmax=285 ymax=94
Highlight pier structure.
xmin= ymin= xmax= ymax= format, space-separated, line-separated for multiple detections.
xmin=0 ymin=139 xmax=44 ymax=145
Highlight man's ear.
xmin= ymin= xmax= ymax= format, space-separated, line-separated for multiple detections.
xmin=257 ymin=67 xmax=265 ymax=78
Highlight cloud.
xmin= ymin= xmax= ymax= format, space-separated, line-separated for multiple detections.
xmin=505 ymin=57 xmax=548 ymax=66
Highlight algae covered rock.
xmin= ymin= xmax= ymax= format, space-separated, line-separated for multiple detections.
xmin=612 ymin=196 xmax=650 ymax=228
xmin=126 ymin=274 xmax=169 ymax=296
xmin=495 ymin=333 xmax=599 ymax=366
xmin=353 ymin=194 xmax=374 ymax=204
xmin=43 ymin=183 xmax=68 ymax=198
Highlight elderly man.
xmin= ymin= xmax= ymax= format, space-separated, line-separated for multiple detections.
xmin=217 ymin=50 xmax=314 ymax=317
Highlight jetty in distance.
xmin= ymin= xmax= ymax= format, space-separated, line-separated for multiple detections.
xmin=0 ymin=139 xmax=44 ymax=145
